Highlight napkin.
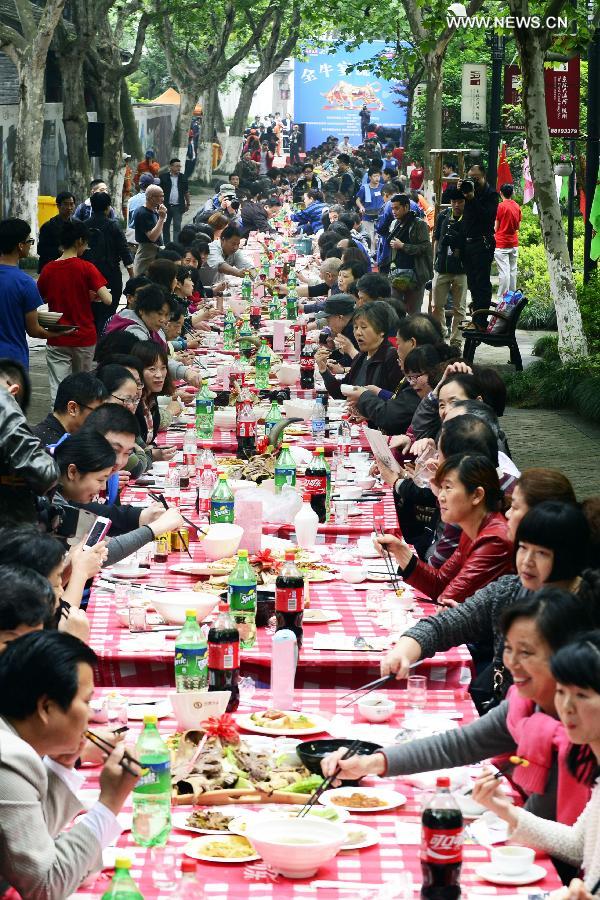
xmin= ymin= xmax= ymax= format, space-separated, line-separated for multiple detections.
xmin=327 ymin=714 xmax=399 ymax=745
xmin=312 ymin=632 xmax=391 ymax=652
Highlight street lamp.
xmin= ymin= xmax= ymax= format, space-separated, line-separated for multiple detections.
xmin=487 ymin=32 xmax=505 ymax=187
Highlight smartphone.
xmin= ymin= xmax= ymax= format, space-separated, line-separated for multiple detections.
xmin=82 ymin=516 xmax=111 ymax=550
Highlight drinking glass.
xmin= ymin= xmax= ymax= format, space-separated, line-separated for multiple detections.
xmin=406 ymin=674 xmax=428 ymax=710
xmin=238 ymin=675 xmax=256 ymax=706
xmin=103 ymin=693 xmax=128 ymax=727
xmin=335 ymin=500 xmax=350 ymax=524
xmin=128 ymin=587 xmax=147 ymax=633
xmin=114 ymin=582 xmax=129 ymax=610
xmin=365 ymin=589 xmax=386 ymax=614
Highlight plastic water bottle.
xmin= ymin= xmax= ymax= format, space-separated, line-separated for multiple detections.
xmin=311 ymin=397 xmax=326 ymax=443
xmin=101 ymin=858 xmax=144 ymax=899
xmin=227 ymin=549 xmax=257 ymax=649
xmin=333 ymin=414 xmax=352 ymax=475
xmin=274 ymin=442 xmax=297 ymax=492
xmin=271 ymin=629 xmax=298 ymax=709
xmin=254 ymin=339 xmax=271 ymax=391
xmin=132 ymin=716 xmax=171 ymax=848
xmin=183 ymin=424 xmax=197 ymax=479
xmin=174 ymin=609 xmax=208 ymax=691
xmin=223 ymin=309 xmax=236 ymax=350
xmin=210 ymin=473 xmax=235 ymax=524
xmin=195 ymin=380 xmax=215 ymax=440
xmin=172 ymin=860 xmax=204 ymax=898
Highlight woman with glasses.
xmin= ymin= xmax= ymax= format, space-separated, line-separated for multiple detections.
xmin=130 ymin=340 xmax=181 ymax=448
xmin=95 ymin=363 xmax=140 ymax=412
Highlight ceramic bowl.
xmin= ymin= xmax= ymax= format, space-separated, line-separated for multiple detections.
xmin=201 ymin=523 xmax=243 ymax=560
xmin=245 ymin=817 xmax=346 ymax=879
xmin=357 ymin=693 xmax=396 ymax=723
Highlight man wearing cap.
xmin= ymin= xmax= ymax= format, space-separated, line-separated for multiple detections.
xmin=319 ymin=294 xmax=359 ymax=370
xmin=159 ymin=158 xmax=190 ymax=243
xmin=134 ymin=149 xmax=160 ymax=187
xmin=126 ymin=173 xmax=159 ymax=247
xmin=432 ymin=187 xmax=467 ymax=346
xmin=201 ymin=183 xmax=238 ymax=214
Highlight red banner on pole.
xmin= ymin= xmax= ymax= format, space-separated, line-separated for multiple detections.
xmin=503 ymin=58 xmax=580 ymax=137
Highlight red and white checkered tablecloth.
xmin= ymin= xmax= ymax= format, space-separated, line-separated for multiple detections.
xmin=72 ymin=687 xmax=561 ymax=899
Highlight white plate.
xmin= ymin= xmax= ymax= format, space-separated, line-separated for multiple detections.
xmin=303 ymin=608 xmax=343 ymax=624
xmin=474 ymin=863 xmax=547 ymax=886
xmin=341 ymin=822 xmax=381 ymax=850
xmin=172 ymin=807 xmax=248 ymax=835
xmin=127 ymin=698 xmax=172 ymax=720
xmin=226 ymin=812 xmax=263 ymax=835
xmin=320 ymin=786 xmax=407 ymax=813
xmin=402 ymin=714 xmax=457 ymax=734
xmin=257 ymin=804 xmax=349 ymax=824
xmin=169 ymin=562 xmax=232 ymax=576
xmin=108 ymin=567 xmax=151 ymax=579
xmin=183 ymin=834 xmax=259 ymax=863
xmin=236 ymin=710 xmax=330 ymax=737
xmin=356 ymin=545 xmax=380 ymax=559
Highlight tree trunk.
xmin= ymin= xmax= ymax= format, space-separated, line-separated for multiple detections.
xmin=403 ymin=82 xmax=417 ymax=156
xmin=192 ymin=84 xmax=220 ymax=184
xmin=57 ymin=48 xmax=91 ymax=201
xmin=121 ymin=79 xmax=142 ymax=160
xmin=219 ymin=77 xmax=255 ymax=173
xmin=516 ymin=30 xmax=588 ymax=357
xmin=423 ymin=52 xmax=444 ymax=196
xmin=10 ymin=64 xmax=46 ymax=231
xmin=89 ymin=73 xmax=124 ymax=199
xmin=171 ymin=88 xmax=197 ymax=160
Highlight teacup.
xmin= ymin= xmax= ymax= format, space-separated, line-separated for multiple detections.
xmin=490 ymin=845 xmax=535 ymax=875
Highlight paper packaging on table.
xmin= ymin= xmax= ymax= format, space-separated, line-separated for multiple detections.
xmin=271 ymin=629 xmax=298 ymax=709
xmin=362 ymin=425 xmax=403 ymax=474
xmin=234 ymin=495 xmax=263 ymax=554
xmin=273 ymin=319 xmax=286 ymax=353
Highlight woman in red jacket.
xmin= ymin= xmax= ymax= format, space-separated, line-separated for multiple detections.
xmin=376 ymin=453 xmax=513 ymax=604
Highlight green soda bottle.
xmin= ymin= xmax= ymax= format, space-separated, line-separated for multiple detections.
xmin=223 ymin=309 xmax=236 ymax=350
xmin=264 ymin=400 xmax=282 ymax=439
xmin=175 ymin=609 xmax=208 ymax=691
xmin=287 ymin=265 xmax=297 ymax=290
xmin=254 ymin=339 xmax=271 ymax=391
xmin=132 ymin=716 xmax=171 ymax=848
xmin=210 ymin=473 xmax=234 ymax=524
xmin=261 ymin=254 xmax=270 ymax=278
xmin=274 ymin=442 xmax=297 ymax=492
xmin=195 ymin=379 xmax=215 ymax=439
xmin=238 ymin=316 xmax=254 ymax=358
xmin=269 ymin=293 xmax=281 ymax=320
xmin=286 ymin=285 xmax=298 ymax=321
xmin=241 ymin=270 xmax=252 ymax=303
xmin=227 ymin=549 xmax=257 ymax=649
xmin=101 ymin=858 xmax=144 ymax=899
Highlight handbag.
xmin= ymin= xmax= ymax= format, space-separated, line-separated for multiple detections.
xmin=390 ymin=267 xmax=417 ymax=292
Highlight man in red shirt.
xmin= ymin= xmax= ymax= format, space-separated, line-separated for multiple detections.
xmin=408 ymin=159 xmax=424 ymax=190
xmin=494 ymin=182 xmax=522 ymax=299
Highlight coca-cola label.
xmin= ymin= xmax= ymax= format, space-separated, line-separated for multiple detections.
xmin=183 ymin=452 xmax=196 ymax=467
xmin=421 ymin=826 xmax=463 ymax=864
xmin=208 ymin=642 xmax=239 ymax=670
xmin=276 ymin=586 xmax=304 ymax=613
xmin=300 ymin=356 xmax=315 ymax=370
xmin=304 ymin=475 xmax=327 ymax=495
xmin=237 ymin=421 xmax=257 ymax=438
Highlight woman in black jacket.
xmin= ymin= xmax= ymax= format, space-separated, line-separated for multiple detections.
xmin=316 ymin=302 xmax=402 ymax=401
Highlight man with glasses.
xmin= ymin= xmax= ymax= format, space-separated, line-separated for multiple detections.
xmin=32 ymin=373 xmax=108 ymax=445
xmin=0 ymin=218 xmax=50 ymax=368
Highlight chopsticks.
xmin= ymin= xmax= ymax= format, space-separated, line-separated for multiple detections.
xmin=98 ymin=576 xmax=169 ymax=591
xmin=84 ymin=729 xmax=144 ymax=777
xmin=462 ymin=756 xmax=530 ymax=796
xmin=147 ymin=492 xmax=193 ymax=557
xmin=297 ymin=739 xmax=363 ymax=817
xmin=339 ymin=674 xmax=395 ymax=707
xmin=377 ymin=526 xmax=402 ymax=593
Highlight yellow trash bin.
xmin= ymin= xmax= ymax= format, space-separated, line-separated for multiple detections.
xmin=38 ymin=196 xmax=56 ymax=229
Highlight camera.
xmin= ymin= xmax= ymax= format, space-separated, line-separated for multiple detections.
xmin=36 ymin=496 xmax=81 ymax=538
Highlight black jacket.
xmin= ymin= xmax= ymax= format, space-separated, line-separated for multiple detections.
xmin=240 ymin=201 xmax=275 ymax=238
xmin=357 ymin=381 xmax=420 ymax=436
xmin=37 ymin=215 xmax=64 ymax=273
xmin=84 ymin=215 xmax=133 ymax=278
xmin=31 ymin=413 xmax=67 ymax=447
xmin=159 ymin=171 xmax=190 ymax=210
xmin=321 ymin=339 xmax=402 ymax=401
xmin=461 ymin=183 xmax=499 ymax=242
xmin=433 ymin=209 xmax=466 ymax=275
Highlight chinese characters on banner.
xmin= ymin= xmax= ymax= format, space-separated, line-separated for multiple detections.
xmin=461 ymin=64 xmax=487 ymax=126
xmin=503 ymin=58 xmax=580 ymax=136
xmin=294 ymin=43 xmax=407 ymax=149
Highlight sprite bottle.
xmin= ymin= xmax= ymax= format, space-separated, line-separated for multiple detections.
xmin=254 ymin=340 xmax=271 ymax=391
xmin=238 ymin=316 xmax=254 ymax=359
xmin=174 ymin=609 xmax=208 ymax=691
xmin=261 ymin=254 xmax=270 ymax=279
xmin=223 ymin=309 xmax=236 ymax=350
xmin=132 ymin=716 xmax=171 ymax=848
xmin=227 ymin=549 xmax=257 ymax=649
xmin=286 ymin=285 xmax=298 ymax=321
xmin=101 ymin=858 xmax=144 ymax=899
xmin=241 ymin=270 xmax=252 ymax=303
xmin=195 ymin=379 xmax=215 ymax=440
xmin=264 ymin=400 xmax=282 ymax=439
xmin=210 ymin=473 xmax=234 ymax=524
xmin=269 ymin=293 xmax=281 ymax=320
xmin=274 ymin=442 xmax=297 ymax=492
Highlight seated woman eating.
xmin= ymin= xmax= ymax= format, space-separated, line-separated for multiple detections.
xmin=131 ymin=340 xmax=182 ymax=445
xmin=377 ymin=453 xmax=513 ymax=604
xmin=322 ymin=588 xmax=600 ymax=828
xmin=316 ymin=302 xmax=402 ymax=402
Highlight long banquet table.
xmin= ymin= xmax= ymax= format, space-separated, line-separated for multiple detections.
xmin=72 ymin=687 xmax=562 ymax=899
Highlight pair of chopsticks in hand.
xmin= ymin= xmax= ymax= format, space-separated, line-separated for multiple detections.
xmin=148 ymin=490 xmax=207 ymax=537
xmin=84 ymin=729 xmax=145 ymax=777
xmin=147 ymin=491 xmax=193 ymax=557
xmin=297 ymin=739 xmax=364 ymax=817
xmin=377 ymin=526 xmax=403 ymax=593
xmin=462 ymin=755 xmax=530 ymax=796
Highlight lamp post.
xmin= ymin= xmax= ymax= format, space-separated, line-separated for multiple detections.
xmin=487 ymin=33 xmax=505 ymax=186
xmin=583 ymin=26 xmax=600 ymax=282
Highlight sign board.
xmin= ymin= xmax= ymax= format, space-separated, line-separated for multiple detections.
xmin=461 ymin=63 xmax=487 ymax=127
xmin=503 ymin=58 xmax=580 ymax=136
xmin=293 ymin=42 xmax=406 ymax=150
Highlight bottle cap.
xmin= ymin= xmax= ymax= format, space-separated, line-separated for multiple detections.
xmin=181 ymin=859 xmax=197 ymax=874
xmin=185 ymin=609 xmax=197 ymax=618
xmin=238 ymin=549 xmax=249 ymax=558
xmin=436 ymin=775 xmax=451 ymax=788
xmin=143 ymin=714 xmax=158 ymax=725
xmin=284 ymin=549 xmax=296 ymax=560
xmin=316 ymin=447 xmax=324 ymax=454
xmin=114 ymin=857 xmax=132 ymax=870
xmin=218 ymin=601 xmax=229 ymax=613
xmin=218 ymin=472 xmax=226 ymax=479
xmin=281 ymin=442 xmax=289 ymax=449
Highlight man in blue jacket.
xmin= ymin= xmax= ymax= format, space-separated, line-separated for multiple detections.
xmin=291 ymin=189 xmax=327 ymax=235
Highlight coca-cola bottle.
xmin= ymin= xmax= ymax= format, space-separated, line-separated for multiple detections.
xmin=250 ymin=303 xmax=262 ymax=331
xmin=207 ymin=602 xmax=240 ymax=712
xmin=304 ymin=448 xmax=328 ymax=523
xmin=235 ymin=376 xmax=256 ymax=459
xmin=300 ymin=344 xmax=315 ymax=389
xmin=421 ymin=776 xmax=464 ymax=900
xmin=275 ymin=550 xmax=304 ymax=649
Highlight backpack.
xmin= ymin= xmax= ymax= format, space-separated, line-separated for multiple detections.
xmin=85 ymin=220 xmax=113 ymax=269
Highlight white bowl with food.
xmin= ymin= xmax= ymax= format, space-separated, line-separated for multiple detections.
xmin=152 ymin=591 xmax=219 ymax=625
xmin=356 ymin=476 xmax=376 ymax=490
xmin=336 ymin=485 xmax=362 ymax=500
xmin=356 ymin=537 xmax=380 ymax=558
xmin=169 ymin=690 xmax=231 ymax=729
xmin=357 ymin=693 xmax=396 ymax=722
xmin=201 ymin=523 xmax=243 ymax=560
xmin=338 ymin=565 xmax=367 ymax=584
xmin=245 ymin=817 xmax=346 ymax=879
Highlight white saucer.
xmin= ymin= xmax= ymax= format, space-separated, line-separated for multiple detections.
xmin=475 ymin=862 xmax=546 ymax=885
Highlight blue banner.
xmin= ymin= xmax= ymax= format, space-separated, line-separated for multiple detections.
xmin=293 ymin=43 xmax=406 ymax=150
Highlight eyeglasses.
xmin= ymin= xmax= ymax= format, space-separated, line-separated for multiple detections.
xmin=23 ymin=238 xmax=36 ymax=245
xmin=111 ymin=394 xmax=138 ymax=407
xmin=405 ymin=373 xmax=426 ymax=383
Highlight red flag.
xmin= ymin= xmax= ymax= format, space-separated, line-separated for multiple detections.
xmin=496 ymin=143 xmax=513 ymax=191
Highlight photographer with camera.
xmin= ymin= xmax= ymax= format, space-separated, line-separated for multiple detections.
xmin=432 ymin=187 xmax=468 ymax=346
xmin=458 ymin=164 xmax=500 ymax=331
xmin=0 ymin=359 xmax=59 ymax=525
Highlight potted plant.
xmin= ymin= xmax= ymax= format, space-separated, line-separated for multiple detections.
xmin=553 ymin=153 xmax=574 ymax=177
